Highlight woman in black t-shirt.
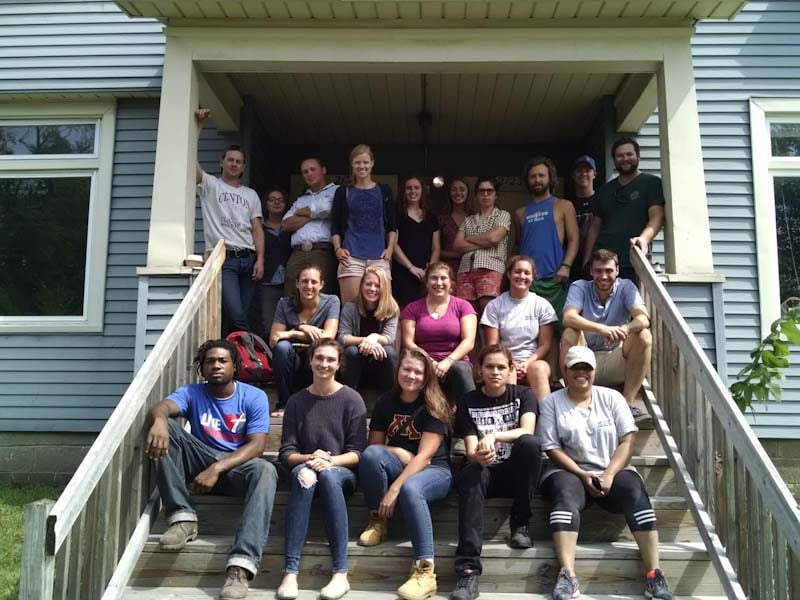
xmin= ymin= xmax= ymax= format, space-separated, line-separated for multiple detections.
xmin=357 ymin=348 xmax=453 ymax=600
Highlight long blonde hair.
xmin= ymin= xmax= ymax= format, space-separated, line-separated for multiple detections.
xmin=394 ymin=348 xmax=453 ymax=425
xmin=357 ymin=266 xmax=399 ymax=321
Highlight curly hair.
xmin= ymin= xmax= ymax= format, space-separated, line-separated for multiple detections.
xmin=193 ymin=339 xmax=241 ymax=378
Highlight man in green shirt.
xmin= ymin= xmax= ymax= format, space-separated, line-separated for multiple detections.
xmin=582 ymin=137 xmax=665 ymax=282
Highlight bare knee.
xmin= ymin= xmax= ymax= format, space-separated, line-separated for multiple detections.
xmin=527 ymin=359 xmax=551 ymax=382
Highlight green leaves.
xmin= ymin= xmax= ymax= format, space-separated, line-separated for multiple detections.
xmin=730 ymin=302 xmax=800 ymax=412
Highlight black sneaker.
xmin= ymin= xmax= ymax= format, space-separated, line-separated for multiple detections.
xmin=449 ymin=570 xmax=480 ymax=600
xmin=630 ymin=405 xmax=651 ymax=424
xmin=509 ymin=525 xmax=532 ymax=549
xmin=552 ymin=567 xmax=580 ymax=600
xmin=645 ymin=568 xmax=674 ymax=599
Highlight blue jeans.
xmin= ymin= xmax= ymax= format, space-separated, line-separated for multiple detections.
xmin=222 ymin=254 xmax=256 ymax=332
xmin=284 ymin=464 xmax=357 ymax=574
xmin=359 ymin=445 xmax=452 ymax=560
xmin=153 ymin=420 xmax=278 ymax=575
xmin=272 ymin=340 xmax=312 ymax=409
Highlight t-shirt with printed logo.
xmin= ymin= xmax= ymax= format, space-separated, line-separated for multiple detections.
xmin=169 ymin=381 xmax=270 ymax=452
xmin=197 ymin=171 xmax=262 ymax=251
xmin=370 ymin=392 xmax=449 ymax=468
xmin=454 ymin=384 xmax=538 ymax=463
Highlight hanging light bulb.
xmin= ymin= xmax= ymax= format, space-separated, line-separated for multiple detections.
xmin=432 ymin=175 xmax=445 ymax=188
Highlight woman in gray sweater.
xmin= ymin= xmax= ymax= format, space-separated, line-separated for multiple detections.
xmin=338 ymin=266 xmax=399 ymax=390
xmin=277 ymin=338 xmax=367 ymax=600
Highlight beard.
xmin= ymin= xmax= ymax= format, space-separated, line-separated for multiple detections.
xmin=530 ymin=182 xmax=550 ymax=195
xmin=616 ymin=158 xmax=639 ymax=176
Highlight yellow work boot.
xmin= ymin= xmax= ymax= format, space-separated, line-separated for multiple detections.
xmin=397 ymin=559 xmax=437 ymax=600
xmin=358 ymin=510 xmax=388 ymax=546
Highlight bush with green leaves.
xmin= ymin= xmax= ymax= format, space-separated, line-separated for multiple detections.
xmin=731 ymin=298 xmax=800 ymax=411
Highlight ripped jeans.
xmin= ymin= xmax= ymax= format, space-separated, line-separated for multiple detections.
xmin=283 ymin=464 xmax=357 ymax=574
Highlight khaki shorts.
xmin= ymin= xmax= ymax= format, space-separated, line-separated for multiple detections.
xmin=595 ymin=345 xmax=625 ymax=385
xmin=337 ymin=257 xmax=392 ymax=280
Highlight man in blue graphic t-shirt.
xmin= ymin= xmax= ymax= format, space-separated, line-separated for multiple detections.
xmin=146 ymin=339 xmax=277 ymax=600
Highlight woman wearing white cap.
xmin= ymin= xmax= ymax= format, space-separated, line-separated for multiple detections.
xmin=536 ymin=346 xmax=674 ymax=600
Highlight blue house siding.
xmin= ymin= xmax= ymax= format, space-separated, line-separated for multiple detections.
xmin=636 ymin=1 xmax=800 ymax=437
xmin=0 ymin=98 xmax=158 ymax=432
xmin=0 ymin=0 xmax=163 ymax=94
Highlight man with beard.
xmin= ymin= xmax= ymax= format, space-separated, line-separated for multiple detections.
xmin=282 ymin=157 xmax=340 ymax=295
xmin=561 ymin=249 xmax=652 ymax=421
xmin=146 ymin=339 xmax=277 ymax=599
xmin=514 ymin=156 xmax=579 ymax=326
xmin=583 ymin=137 xmax=664 ymax=282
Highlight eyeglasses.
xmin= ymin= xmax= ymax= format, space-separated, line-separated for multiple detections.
xmin=477 ymin=188 xmax=496 ymax=194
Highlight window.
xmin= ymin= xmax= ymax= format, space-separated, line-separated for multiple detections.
xmin=0 ymin=103 xmax=115 ymax=332
xmin=751 ymin=99 xmax=800 ymax=336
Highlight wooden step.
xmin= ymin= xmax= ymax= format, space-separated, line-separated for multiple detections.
xmin=152 ymin=494 xmax=699 ymax=544
xmin=123 ymin=587 xmax=728 ymax=599
xmin=131 ymin=538 xmax=721 ymax=595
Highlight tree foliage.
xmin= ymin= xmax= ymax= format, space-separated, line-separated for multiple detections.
xmin=731 ymin=298 xmax=800 ymax=412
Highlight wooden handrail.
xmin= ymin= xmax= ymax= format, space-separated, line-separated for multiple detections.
xmin=632 ymin=245 xmax=800 ymax=598
xmin=20 ymin=240 xmax=225 ymax=599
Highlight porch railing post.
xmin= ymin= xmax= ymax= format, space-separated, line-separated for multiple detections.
xmin=19 ymin=499 xmax=56 ymax=600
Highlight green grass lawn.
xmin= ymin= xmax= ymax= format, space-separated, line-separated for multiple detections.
xmin=0 ymin=483 xmax=62 ymax=600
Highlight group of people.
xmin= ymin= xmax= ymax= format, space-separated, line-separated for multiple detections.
xmin=147 ymin=338 xmax=673 ymax=600
xmin=150 ymin=108 xmax=672 ymax=600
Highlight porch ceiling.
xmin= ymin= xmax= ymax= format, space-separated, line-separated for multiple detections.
xmin=230 ymin=71 xmax=625 ymax=144
xmin=115 ymin=1 xmax=747 ymax=26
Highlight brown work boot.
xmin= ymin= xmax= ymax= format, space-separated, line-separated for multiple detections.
xmin=397 ymin=559 xmax=437 ymax=600
xmin=358 ymin=510 xmax=389 ymax=546
xmin=219 ymin=566 xmax=251 ymax=599
xmin=158 ymin=521 xmax=198 ymax=550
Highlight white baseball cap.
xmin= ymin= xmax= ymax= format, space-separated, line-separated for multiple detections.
xmin=564 ymin=346 xmax=596 ymax=369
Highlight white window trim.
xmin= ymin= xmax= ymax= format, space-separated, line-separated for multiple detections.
xmin=0 ymin=102 xmax=115 ymax=333
xmin=750 ymin=98 xmax=800 ymax=337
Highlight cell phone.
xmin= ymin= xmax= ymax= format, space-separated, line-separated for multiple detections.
xmin=592 ymin=476 xmax=603 ymax=491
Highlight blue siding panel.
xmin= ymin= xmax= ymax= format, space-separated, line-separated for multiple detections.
xmin=0 ymin=1 xmax=163 ymax=94
xmin=0 ymin=98 xmax=158 ymax=432
xmin=636 ymin=1 xmax=800 ymax=437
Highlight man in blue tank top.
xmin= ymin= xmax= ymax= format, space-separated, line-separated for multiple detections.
xmin=514 ymin=156 xmax=579 ymax=327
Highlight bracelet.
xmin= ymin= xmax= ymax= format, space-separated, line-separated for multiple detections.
xmin=560 ymin=262 xmax=571 ymax=269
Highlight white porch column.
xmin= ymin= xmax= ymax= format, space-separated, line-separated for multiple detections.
xmin=146 ymin=38 xmax=199 ymax=267
xmin=657 ymin=37 xmax=714 ymax=275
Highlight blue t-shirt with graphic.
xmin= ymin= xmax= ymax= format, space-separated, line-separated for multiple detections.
xmin=344 ymin=186 xmax=385 ymax=259
xmin=168 ymin=382 xmax=270 ymax=452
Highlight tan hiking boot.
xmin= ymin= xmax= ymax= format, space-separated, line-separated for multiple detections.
xmin=219 ymin=566 xmax=250 ymax=599
xmin=358 ymin=510 xmax=388 ymax=546
xmin=397 ymin=559 xmax=437 ymax=600
xmin=158 ymin=521 xmax=198 ymax=550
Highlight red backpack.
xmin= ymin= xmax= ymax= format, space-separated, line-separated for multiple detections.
xmin=226 ymin=331 xmax=273 ymax=384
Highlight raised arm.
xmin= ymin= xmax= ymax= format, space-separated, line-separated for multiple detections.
xmin=194 ymin=109 xmax=210 ymax=185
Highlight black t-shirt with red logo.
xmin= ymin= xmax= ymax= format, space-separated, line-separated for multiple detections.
xmin=369 ymin=392 xmax=449 ymax=468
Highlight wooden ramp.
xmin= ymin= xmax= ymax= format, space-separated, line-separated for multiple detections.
xmin=122 ymin=393 xmax=727 ymax=599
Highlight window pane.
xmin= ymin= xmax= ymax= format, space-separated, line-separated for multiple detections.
xmin=771 ymin=123 xmax=800 ymax=157
xmin=0 ymin=177 xmax=91 ymax=316
xmin=775 ymin=177 xmax=800 ymax=303
xmin=0 ymin=124 xmax=95 ymax=155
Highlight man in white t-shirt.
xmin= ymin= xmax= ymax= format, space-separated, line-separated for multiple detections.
xmin=195 ymin=109 xmax=264 ymax=332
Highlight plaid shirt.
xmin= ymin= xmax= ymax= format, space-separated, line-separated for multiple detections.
xmin=457 ymin=208 xmax=511 ymax=274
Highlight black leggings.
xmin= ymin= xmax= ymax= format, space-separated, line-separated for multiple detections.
xmin=541 ymin=469 xmax=656 ymax=533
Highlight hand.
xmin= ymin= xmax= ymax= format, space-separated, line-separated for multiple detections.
xmin=378 ymin=487 xmax=400 ymax=519
xmin=335 ymin=247 xmax=351 ymax=267
xmin=630 ymin=236 xmax=648 ymax=251
xmin=580 ymin=471 xmax=605 ymax=498
xmin=380 ymin=248 xmax=393 ymax=261
xmin=599 ymin=324 xmax=627 ymax=346
xmin=387 ymin=446 xmax=415 ymax=466
xmin=476 ymin=433 xmax=496 ymax=454
xmin=191 ymin=465 xmax=220 ymax=494
xmin=252 ymin=259 xmax=264 ymax=281
xmin=306 ymin=452 xmax=333 ymax=472
xmin=598 ymin=470 xmax=614 ymax=495
xmin=514 ymin=362 xmax=528 ymax=380
xmin=145 ymin=419 xmax=170 ymax=459
xmin=408 ymin=265 xmax=426 ymax=281
xmin=369 ymin=343 xmax=387 ymax=360
xmin=194 ymin=108 xmax=211 ymax=124
xmin=299 ymin=324 xmax=325 ymax=341
xmin=294 ymin=207 xmax=312 ymax=218
xmin=474 ymin=446 xmax=496 ymax=467
xmin=555 ymin=265 xmax=570 ymax=283
xmin=433 ymin=357 xmax=453 ymax=379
